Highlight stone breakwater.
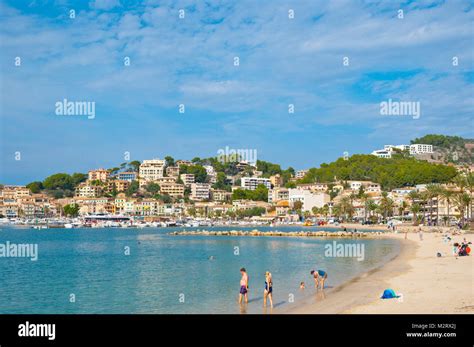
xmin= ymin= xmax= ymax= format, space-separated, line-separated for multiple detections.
xmin=169 ymin=230 xmax=386 ymax=238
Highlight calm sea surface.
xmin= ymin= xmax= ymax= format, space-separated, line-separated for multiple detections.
xmin=0 ymin=225 xmax=399 ymax=313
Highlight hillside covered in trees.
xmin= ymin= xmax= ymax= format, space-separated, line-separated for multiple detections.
xmin=411 ymin=134 xmax=474 ymax=164
xmin=298 ymin=154 xmax=458 ymax=190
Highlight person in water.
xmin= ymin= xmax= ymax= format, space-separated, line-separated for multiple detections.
xmin=311 ymin=269 xmax=328 ymax=289
xmin=263 ymin=271 xmax=273 ymax=308
xmin=300 ymin=282 xmax=305 ymax=290
xmin=239 ymin=267 xmax=249 ymax=304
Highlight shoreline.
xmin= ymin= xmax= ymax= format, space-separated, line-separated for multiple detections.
xmin=283 ymin=230 xmax=473 ymax=314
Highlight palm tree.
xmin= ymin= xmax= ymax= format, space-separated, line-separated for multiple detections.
xmin=426 ymin=184 xmax=442 ymax=225
xmin=337 ymin=196 xmax=354 ymax=222
xmin=410 ymin=203 xmax=421 ymax=226
xmin=360 ymin=193 xmax=369 ymax=223
xmin=367 ymin=199 xmax=378 ymax=221
xmin=453 ymin=192 xmax=471 ymax=227
xmin=397 ymin=200 xmax=408 ymax=220
xmin=379 ymin=192 xmax=394 ymax=222
xmin=440 ymin=188 xmax=454 ymax=226
xmin=452 ymin=174 xmax=467 ymax=193
xmin=408 ymin=190 xmax=420 ymax=203
xmin=466 ymin=172 xmax=474 ymax=223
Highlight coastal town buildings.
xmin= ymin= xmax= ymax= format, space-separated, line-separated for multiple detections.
xmin=105 ymin=180 xmax=130 ymax=193
xmin=139 ymin=159 xmax=165 ymax=187
xmin=180 ymin=174 xmax=195 ymax=187
xmin=191 ymin=183 xmax=211 ymax=201
xmin=269 ymin=174 xmax=283 ymax=187
xmin=268 ymin=188 xmax=289 ymax=203
xmin=88 ymin=168 xmax=109 ymax=182
xmin=203 ymin=165 xmax=217 ymax=184
xmin=211 ymin=189 xmax=232 ymax=202
xmin=288 ymin=189 xmax=330 ymax=211
xmin=117 ymin=172 xmax=137 ymax=182
xmin=75 ymin=183 xmax=102 ymax=198
xmin=241 ymin=177 xmax=271 ymax=190
xmin=165 ymin=166 xmax=180 ymax=178
xmin=159 ymin=182 xmax=185 ymax=198
xmin=295 ymin=170 xmax=309 ymax=180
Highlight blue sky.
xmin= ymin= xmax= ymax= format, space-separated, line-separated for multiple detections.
xmin=1 ymin=0 xmax=473 ymax=184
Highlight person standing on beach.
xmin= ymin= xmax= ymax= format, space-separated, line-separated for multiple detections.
xmin=418 ymin=226 xmax=423 ymax=241
xmin=311 ymin=269 xmax=327 ymax=290
xmin=239 ymin=268 xmax=249 ymax=304
xmin=263 ymin=271 xmax=273 ymax=308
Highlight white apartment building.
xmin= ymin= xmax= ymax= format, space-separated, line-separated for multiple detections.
xmin=241 ymin=177 xmax=271 ymax=190
xmin=191 ymin=183 xmax=211 ymax=201
xmin=384 ymin=144 xmax=410 ymax=152
xmin=139 ymin=159 xmax=165 ymax=187
xmin=211 ymin=189 xmax=232 ymax=202
xmin=295 ymin=170 xmax=309 ymax=179
xmin=203 ymin=165 xmax=217 ymax=184
xmin=160 ymin=183 xmax=185 ymax=198
xmin=346 ymin=181 xmax=381 ymax=193
xmin=296 ymin=183 xmax=328 ymax=192
xmin=372 ymin=144 xmax=410 ymax=158
xmin=409 ymin=144 xmax=433 ymax=155
xmin=371 ymin=149 xmax=392 ymax=158
xmin=268 ymin=188 xmax=289 ymax=203
xmin=75 ymin=184 xmax=102 ymax=198
xmin=372 ymin=144 xmax=433 ymax=158
xmin=180 ymin=174 xmax=195 ymax=187
xmin=392 ymin=187 xmax=416 ymax=195
xmin=288 ymin=189 xmax=329 ymax=212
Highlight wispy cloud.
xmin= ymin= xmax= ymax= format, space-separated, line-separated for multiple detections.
xmin=0 ymin=0 xmax=473 ymax=183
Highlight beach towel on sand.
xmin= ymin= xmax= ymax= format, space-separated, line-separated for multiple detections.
xmin=381 ymin=289 xmax=400 ymax=299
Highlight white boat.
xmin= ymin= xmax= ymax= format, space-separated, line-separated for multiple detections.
xmin=64 ymin=223 xmax=73 ymax=229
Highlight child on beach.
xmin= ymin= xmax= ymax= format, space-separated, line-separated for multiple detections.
xmin=239 ymin=268 xmax=249 ymax=304
xmin=300 ymin=282 xmax=305 ymax=290
xmin=263 ymin=271 xmax=273 ymax=308
xmin=311 ymin=269 xmax=327 ymax=290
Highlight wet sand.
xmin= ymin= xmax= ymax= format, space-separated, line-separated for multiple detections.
xmin=284 ymin=231 xmax=474 ymax=314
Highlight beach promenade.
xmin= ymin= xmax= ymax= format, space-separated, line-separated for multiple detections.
xmin=287 ymin=228 xmax=473 ymax=314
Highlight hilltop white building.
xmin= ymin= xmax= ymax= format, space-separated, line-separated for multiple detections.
xmin=371 ymin=144 xmax=432 ymax=158
xmin=409 ymin=144 xmax=433 ymax=155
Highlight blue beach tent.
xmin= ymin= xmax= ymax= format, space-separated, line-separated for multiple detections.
xmin=381 ymin=289 xmax=400 ymax=299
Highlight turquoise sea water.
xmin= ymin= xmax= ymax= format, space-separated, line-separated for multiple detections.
xmin=0 ymin=226 xmax=399 ymax=314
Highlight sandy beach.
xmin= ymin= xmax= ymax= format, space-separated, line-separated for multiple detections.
xmin=287 ymin=227 xmax=474 ymax=314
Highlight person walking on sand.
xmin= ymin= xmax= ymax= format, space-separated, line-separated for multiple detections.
xmin=418 ymin=226 xmax=423 ymax=241
xmin=239 ymin=268 xmax=249 ymax=304
xmin=263 ymin=271 xmax=273 ymax=308
xmin=311 ymin=269 xmax=327 ymax=290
